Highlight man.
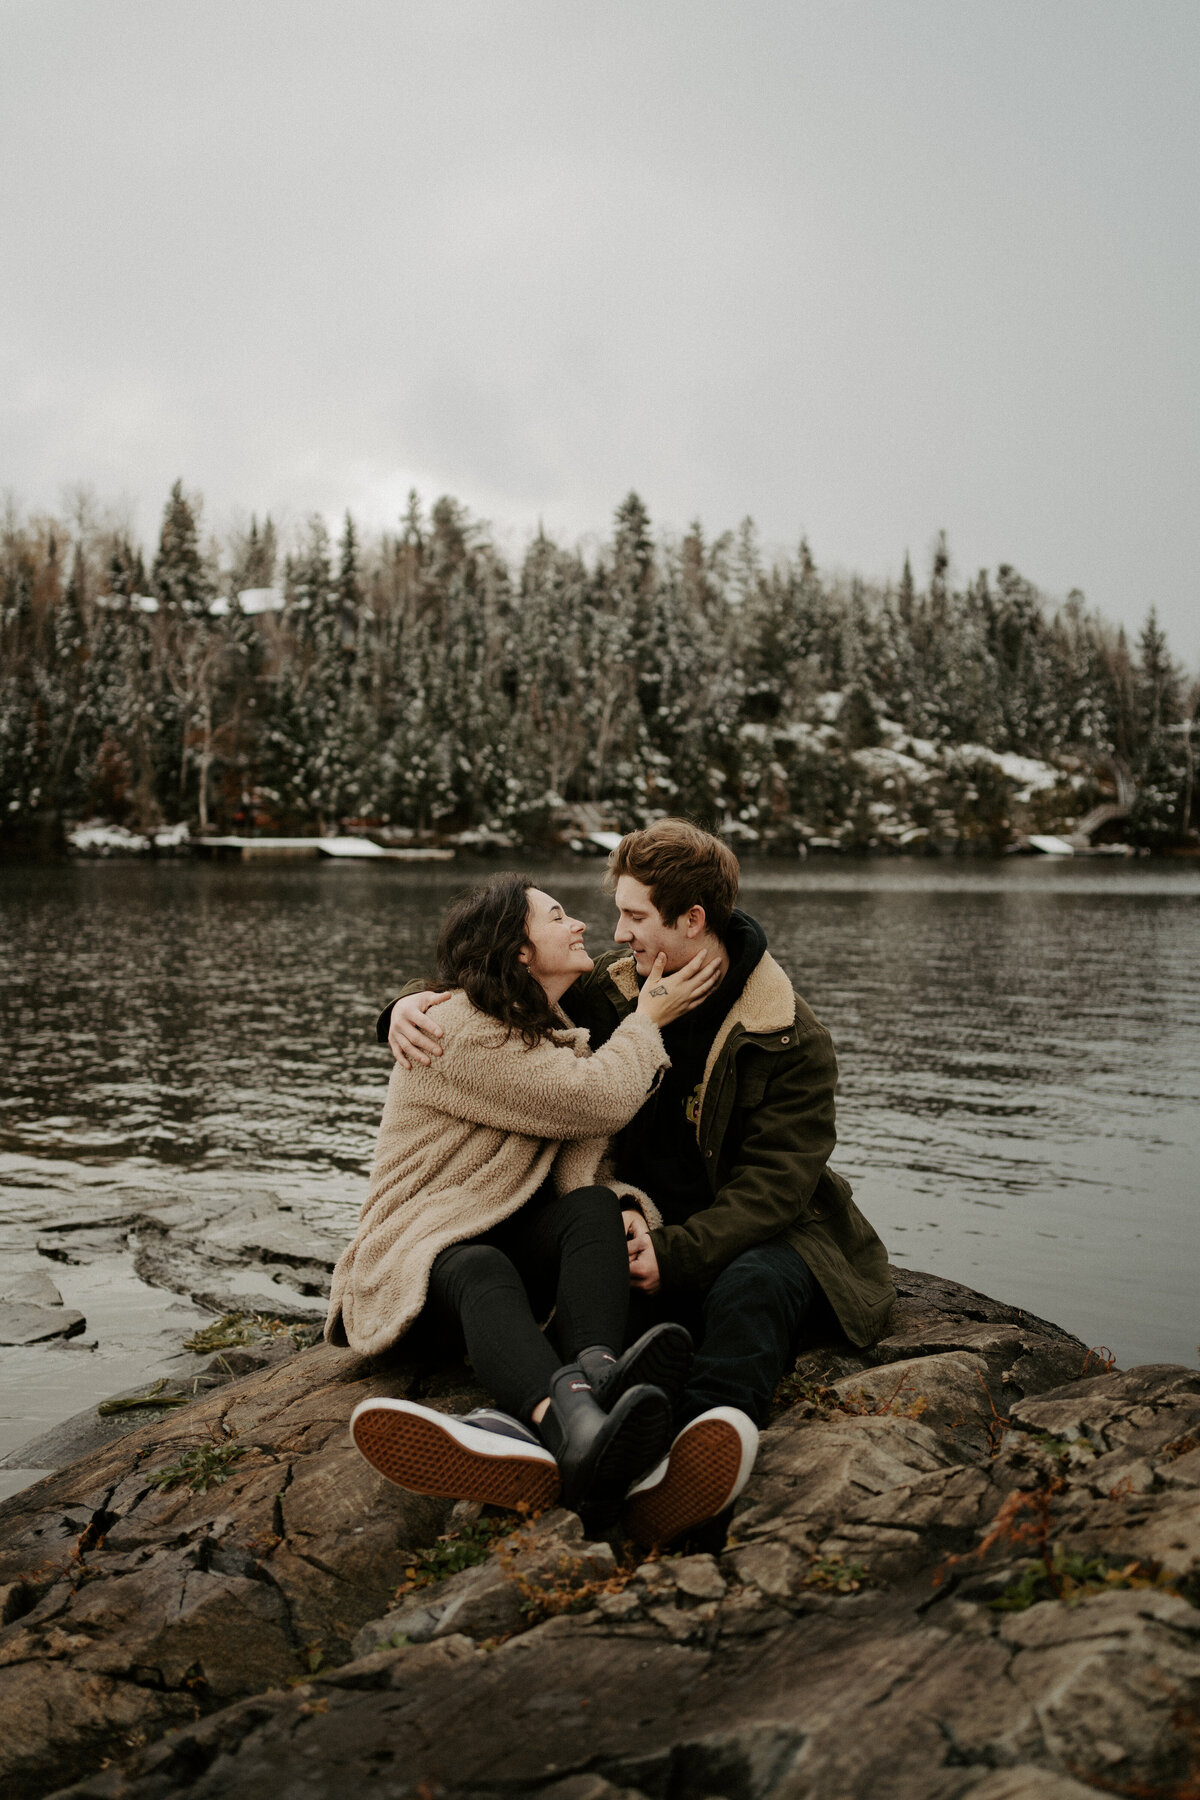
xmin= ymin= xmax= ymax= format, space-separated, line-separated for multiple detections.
xmin=385 ymin=819 xmax=894 ymax=1542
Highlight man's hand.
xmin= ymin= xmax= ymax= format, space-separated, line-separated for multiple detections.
xmin=623 ymin=1209 xmax=662 ymax=1295
xmin=388 ymin=989 xmax=453 ymax=1068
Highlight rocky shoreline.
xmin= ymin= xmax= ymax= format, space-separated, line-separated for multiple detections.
xmin=0 ymin=1171 xmax=352 ymax=1493
xmin=1 ymin=1266 xmax=1197 ymax=1800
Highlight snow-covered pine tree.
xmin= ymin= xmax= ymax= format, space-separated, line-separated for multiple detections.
xmin=152 ymin=481 xmax=213 ymax=616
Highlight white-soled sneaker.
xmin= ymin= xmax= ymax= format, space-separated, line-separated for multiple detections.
xmin=350 ymin=1397 xmax=561 ymax=1511
xmin=622 ymin=1406 xmax=758 ymax=1546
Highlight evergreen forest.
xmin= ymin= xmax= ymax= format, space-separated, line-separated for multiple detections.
xmin=2 ymin=483 xmax=1196 ymax=856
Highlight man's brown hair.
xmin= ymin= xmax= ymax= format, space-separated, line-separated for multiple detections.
xmin=605 ymin=819 xmax=740 ymax=938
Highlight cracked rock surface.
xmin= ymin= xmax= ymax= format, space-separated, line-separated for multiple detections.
xmin=1 ymin=1268 xmax=1197 ymax=1800
xmin=0 ymin=1272 xmax=87 ymax=1347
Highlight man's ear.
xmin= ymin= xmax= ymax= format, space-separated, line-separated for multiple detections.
xmin=683 ymin=905 xmax=707 ymax=940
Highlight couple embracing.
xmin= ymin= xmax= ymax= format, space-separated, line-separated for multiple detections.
xmin=325 ymin=819 xmax=894 ymax=1545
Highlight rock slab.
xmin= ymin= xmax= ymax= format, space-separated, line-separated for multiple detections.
xmin=0 ymin=1269 xmax=1196 ymax=1800
xmin=0 ymin=1272 xmax=86 ymax=1346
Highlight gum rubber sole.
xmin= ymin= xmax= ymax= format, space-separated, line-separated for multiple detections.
xmin=623 ymin=1415 xmax=746 ymax=1546
xmin=352 ymin=1408 xmax=562 ymax=1511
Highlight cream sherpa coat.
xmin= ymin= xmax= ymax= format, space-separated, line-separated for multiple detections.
xmin=324 ymin=992 xmax=669 ymax=1358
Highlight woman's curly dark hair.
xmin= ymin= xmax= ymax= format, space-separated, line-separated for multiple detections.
xmin=433 ymin=873 xmax=561 ymax=1047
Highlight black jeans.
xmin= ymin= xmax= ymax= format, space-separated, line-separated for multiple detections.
xmin=423 ymin=1184 xmax=629 ymax=1423
xmin=627 ymin=1238 xmax=819 ymax=1429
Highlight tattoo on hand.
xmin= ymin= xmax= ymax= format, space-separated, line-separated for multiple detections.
xmin=648 ymin=983 xmax=668 ymax=996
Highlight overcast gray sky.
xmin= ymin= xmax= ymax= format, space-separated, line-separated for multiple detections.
xmin=3 ymin=0 xmax=1197 ymax=664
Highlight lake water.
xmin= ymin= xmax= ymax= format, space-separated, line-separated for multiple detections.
xmin=1 ymin=857 xmax=1197 ymax=1446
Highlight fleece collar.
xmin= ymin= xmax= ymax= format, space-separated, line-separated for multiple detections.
xmin=696 ymin=952 xmax=797 ymax=1128
xmin=606 ymin=955 xmax=640 ymax=1003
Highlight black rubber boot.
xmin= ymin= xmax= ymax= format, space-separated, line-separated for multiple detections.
xmin=577 ymin=1324 xmax=694 ymax=1413
xmin=536 ymin=1362 xmax=672 ymax=1515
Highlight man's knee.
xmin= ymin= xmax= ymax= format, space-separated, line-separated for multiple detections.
xmin=703 ymin=1241 xmax=817 ymax=1329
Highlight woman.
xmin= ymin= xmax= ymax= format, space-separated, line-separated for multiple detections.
xmin=326 ymin=873 xmax=720 ymax=1515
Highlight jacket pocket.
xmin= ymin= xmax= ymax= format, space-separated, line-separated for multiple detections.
xmin=794 ymin=1170 xmax=852 ymax=1226
xmin=734 ymin=1056 xmax=771 ymax=1111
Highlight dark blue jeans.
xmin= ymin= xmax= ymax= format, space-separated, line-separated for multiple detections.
xmin=628 ymin=1238 xmax=819 ymax=1429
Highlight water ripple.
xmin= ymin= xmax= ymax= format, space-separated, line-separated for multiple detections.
xmin=2 ymin=859 xmax=1197 ymax=1369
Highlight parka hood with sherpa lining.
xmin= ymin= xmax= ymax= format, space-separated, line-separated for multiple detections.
xmin=695 ymin=948 xmax=797 ymax=1127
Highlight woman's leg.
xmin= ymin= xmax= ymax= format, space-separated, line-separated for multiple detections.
xmin=354 ymin=1200 xmax=672 ymax=1517
xmin=426 ymin=1241 xmax=558 ymax=1423
xmin=496 ymin=1184 xmax=630 ymax=1361
xmin=515 ymin=1186 xmax=682 ymax=1511
xmin=483 ymin=1189 xmax=680 ymax=1514
xmin=505 ymin=1189 xmax=693 ymax=1415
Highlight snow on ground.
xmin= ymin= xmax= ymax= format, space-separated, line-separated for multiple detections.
xmin=68 ymin=821 xmax=190 ymax=855
xmin=951 ymin=745 xmax=1065 ymax=799
xmin=740 ymin=720 xmax=834 ymax=754
xmin=851 ymin=745 xmax=932 ymax=784
xmin=871 ymin=724 xmax=1071 ymax=799
xmin=69 ymin=824 xmax=151 ymax=854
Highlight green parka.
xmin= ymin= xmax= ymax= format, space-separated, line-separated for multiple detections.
xmin=561 ymin=945 xmax=895 ymax=1348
